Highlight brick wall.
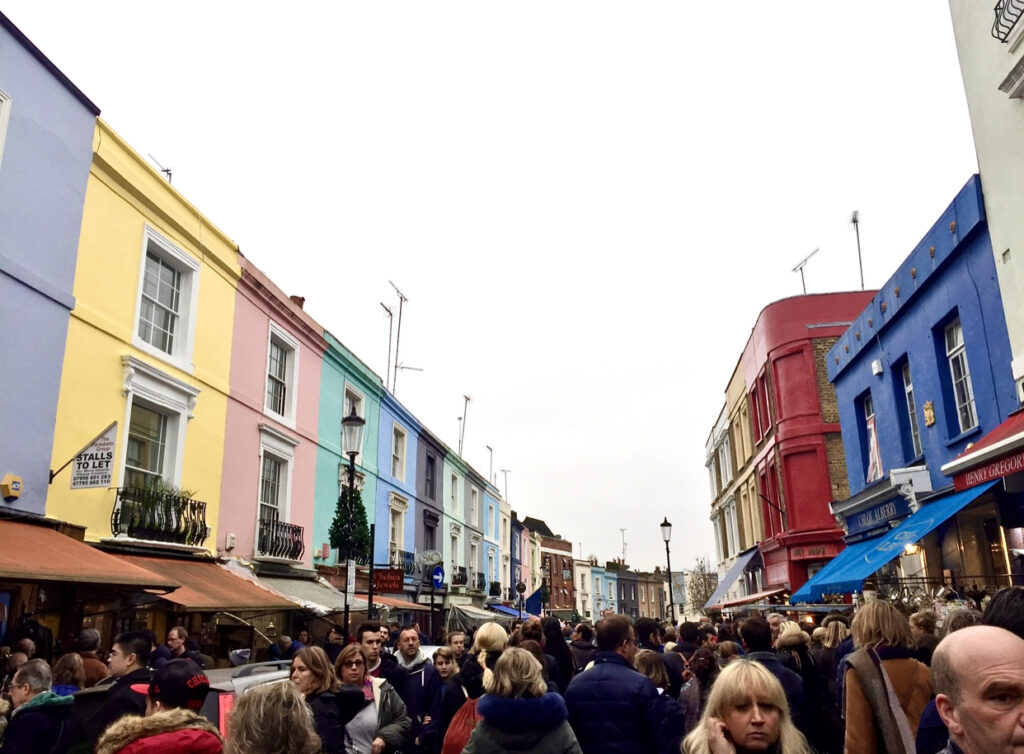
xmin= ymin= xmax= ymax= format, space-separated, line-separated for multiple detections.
xmin=814 ymin=336 xmax=841 ymax=423
xmin=825 ymin=432 xmax=851 ymax=503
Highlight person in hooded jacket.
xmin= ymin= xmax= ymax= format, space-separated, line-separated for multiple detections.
xmin=463 ymin=648 xmax=581 ymax=754
xmin=291 ymin=647 xmax=370 ymax=754
xmin=436 ymin=622 xmax=508 ymax=748
xmin=0 ymin=659 xmax=73 ymax=754
xmin=568 ymin=624 xmax=596 ymax=672
xmin=94 ymin=659 xmax=222 ymax=754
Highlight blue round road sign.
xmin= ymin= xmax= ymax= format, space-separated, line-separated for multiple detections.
xmin=432 ymin=565 xmax=445 ymax=589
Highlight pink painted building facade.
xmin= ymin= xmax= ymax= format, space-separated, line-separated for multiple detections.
xmin=217 ymin=257 xmax=327 ymax=567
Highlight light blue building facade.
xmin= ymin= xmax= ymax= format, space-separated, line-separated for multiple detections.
xmin=0 ymin=13 xmax=98 ymax=516
xmin=376 ymin=392 xmax=420 ymax=601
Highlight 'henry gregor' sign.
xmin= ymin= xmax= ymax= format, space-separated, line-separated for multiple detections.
xmin=71 ymin=422 xmax=118 ymax=489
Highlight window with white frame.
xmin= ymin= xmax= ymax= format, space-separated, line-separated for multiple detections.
xmin=724 ymin=501 xmax=739 ymax=557
xmin=450 ymin=473 xmax=459 ymax=513
xmin=257 ymin=425 xmax=297 ymax=525
xmin=712 ymin=514 xmax=723 ymax=563
xmin=124 ymin=403 xmax=168 ymax=489
xmin=470 ymin=542 xmax=479 ymax=575
xmin=902 ymin=363 xmax=923 ymax=458
xmin=945 ymin=319 xmax=978 ymax=433
xmin=0 ymin=89 xmax=12 ymax=170
xmin=391 ymin=425 xmax=406 ymax=481
xmin=450 ymin=522 xmax=462 ymax=568
xmin=120 ymin=356 xmax=199 ymax=490
xmin=640 ymin=584 xmax=646 ymax=600
xmin=608 ymin=582 xmax=613 ymax=600
xmin=388 ymin=493 xmax=408 ymax=563
xmin=133 ymin=227 xmax=200 ymax=369
xmin=265 ymin=324 xmax=299 ymax=424
xmin=631 ymin=585 xmax=636 ymax=600
xmin=488 ymin=552 xmax=495 ymax=582
xmin=471 ymin=487 xmax=479 ymax=526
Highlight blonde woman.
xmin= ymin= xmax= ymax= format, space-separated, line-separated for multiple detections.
xmin=437 ymin=622 xmax=508 ymax=748
xmin=843 ymin=600 xmax=931 ymax=754
xmin=462 ymin=647 xmax=581 ymax=754
xmin=225 ymin=681 xmax=321 ymax=754
xmin=682 ymin=659 xmax=811 ymax=754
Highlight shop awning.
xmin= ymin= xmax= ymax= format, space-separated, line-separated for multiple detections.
xmin=112 ymin=554 xmax=298 ymax=612
xmin=0 ymin=522 xmax=178 ymax=588
xmin=487 ymin=604 xmax=540 ymax=620
xmin=356 ymin=594 xmax=429 ymax=611
xmin=258 ymin=575 xmax=367 ymax=615
xmin=704 ymin=546 xmax=759 ymax=611
xmin=720 ymin=587 xmax=787 ymax=609
xmin=790 ymin=480 xmax=997 ymax=603
xmin=942 ymin=409 xmax=1024 ymax=489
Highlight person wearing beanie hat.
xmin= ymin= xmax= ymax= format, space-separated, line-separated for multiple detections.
xmin=95 ymin=659 xmax=223 ymax=754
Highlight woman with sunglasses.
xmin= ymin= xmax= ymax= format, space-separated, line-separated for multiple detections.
xmin=335 ymin=644 xmax=411 ymax=754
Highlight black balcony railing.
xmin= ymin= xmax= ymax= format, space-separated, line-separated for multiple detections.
xmin=111 ymin=487 xmax=208 ymax=546
xmin=993 ymin=0 xmax=1024 ymax=41
xmin=400 ymin=550 xmax=415 ymax=577
xmin=257 ymin=518 xmax=305 ymax=561
xmin=489 ymin=580 xmax=502 ymax=597
xmin=472 ymin=571 xmax=486 ymax=592
xmin=452 ymin=566 xmax=468 ymax=586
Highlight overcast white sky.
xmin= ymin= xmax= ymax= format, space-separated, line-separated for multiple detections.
xmin=5 ymin=2 xmax=979 ymax=574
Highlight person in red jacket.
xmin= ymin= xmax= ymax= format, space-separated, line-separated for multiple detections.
xmin=94 ymin=659 xmax=223 ymax=754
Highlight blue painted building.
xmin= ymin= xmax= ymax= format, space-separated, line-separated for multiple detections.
xmin=795 ymin=176 xmax=1021 ymax=602
xmin=376 ymin=391 xmax=420 ymax=602
xmin=510 ymin=513 xmax=523 ymax=590
xmin=0 ymin=12 xmax=98 ymax=516
xmin=483 ymin=488 xmax=501 ymax=597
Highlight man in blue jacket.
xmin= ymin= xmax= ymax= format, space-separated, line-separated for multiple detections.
xmin=564 ymin=614 xmax=661 ymax=754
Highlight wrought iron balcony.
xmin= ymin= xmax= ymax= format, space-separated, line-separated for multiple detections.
xmin=400 ymin=549 xmax=415 ymax=577
xmin=452 ymin=566 xmax=468 ymax=586
xmin=257 ymin=518 xmax=305 ymax=561
xmin=489 ymin=580 xmax=502 ymax=597
xmin=111 ymin=487 xmax=209 ymax=546
xmin=994 ymin=0 xmax=1024 ymax=41
xmin=472 ymin=571 xmax=486 ymax=592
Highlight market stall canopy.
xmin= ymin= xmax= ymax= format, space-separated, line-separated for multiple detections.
xmin=719 ymin=587 xmax=787 ymax=609
xmin=254 ymin=574 xmax=366 ymax=615
xmin=112 ymin=553 xmax=297 ymax=611
xmin=446 ymin=604 xmax=514 ymax=632
xmin=704 ymin=546 xmax=759 ymax=611
xmin=355 ymin=594 xmax=429 ymax=611
xmin=790 ymin=480 xmax=997 ymax=603
xmin=0 ymin=522 xmax=178 ymax=589
xmin=488 ymin=604 xmax=540 ymax=620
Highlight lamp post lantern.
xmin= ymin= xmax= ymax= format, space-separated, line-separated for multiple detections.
xmin=660 ymin=517 xmax=674 ymax=624
xmin=341 ymin=408 xmax=365 ymax=635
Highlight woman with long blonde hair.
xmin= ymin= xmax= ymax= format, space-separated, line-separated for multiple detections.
xmin=225 ymin=681 xmax=321 ymax=754
xmin=682 ymin=659 xmax=811 ymax=754
xmin=436 ymin=622 xmax=508 ymax=749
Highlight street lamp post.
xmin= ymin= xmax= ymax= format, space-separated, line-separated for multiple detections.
xmin=341 ymin=408 xmax=365 ymax=638
xmin=660 ymin=517 xmax=674 ymax=625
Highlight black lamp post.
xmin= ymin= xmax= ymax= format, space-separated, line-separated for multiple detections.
xmin=341 ymin=408 xmax=365 ymax=636
xmin=661 ymin=517 xmax=674 ymax=624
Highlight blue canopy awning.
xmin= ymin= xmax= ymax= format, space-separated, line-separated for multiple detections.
xmin=704 ymin=546 xmax=760 ymax=610
xmin=791 ymin=480 xmax=997 ymax=603
xmin=524 ymin=587 xmax=543 ymax=615
xmin=488 ymin=603 xmax=540 ymax=620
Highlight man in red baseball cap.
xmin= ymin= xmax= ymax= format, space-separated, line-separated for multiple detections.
xmin=95 ymin=659 xmax=222 ymax=753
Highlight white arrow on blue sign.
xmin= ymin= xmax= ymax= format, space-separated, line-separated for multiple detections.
xmin=432 ymin=565 xmax=445 ymax=589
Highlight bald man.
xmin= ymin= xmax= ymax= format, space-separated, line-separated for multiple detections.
xmin=932 ymin=624 xmax=1024 ymax=754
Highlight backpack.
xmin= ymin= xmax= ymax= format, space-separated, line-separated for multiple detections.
xmin=441 ymin=687 xmax=482 ymax=754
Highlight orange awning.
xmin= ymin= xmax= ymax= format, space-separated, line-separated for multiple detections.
xmin=719 ymin=587 xmax=787 ymax=608
xmin=112 ymin=554 xmax=298 ymax=612
xmin=356 ymin=594 xmax=430 ymax=611
xmin=0 ymin=521 xmax=177 ymax=588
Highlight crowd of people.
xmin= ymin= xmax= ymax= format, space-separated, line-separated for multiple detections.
xmin=1 ymin=592 xmax=1024 ymax=753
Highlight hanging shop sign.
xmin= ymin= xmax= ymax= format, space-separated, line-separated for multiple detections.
xmin=373 ymin=568 xmax=404 ymax=593
xmin=70 ymin=422 xmax=118 ymax=489
xmin=846 ymin=496 xmax=912 ymax=537
xmin=953 ymin=447 xmax=1024 ymax=491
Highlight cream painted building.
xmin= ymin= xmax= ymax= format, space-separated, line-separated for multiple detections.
xmin=949 ymin=2 xmax=1024 ymax=399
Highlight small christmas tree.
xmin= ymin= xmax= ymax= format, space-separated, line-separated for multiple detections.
xmin=329 ymin=485 xmax=371 ymax=562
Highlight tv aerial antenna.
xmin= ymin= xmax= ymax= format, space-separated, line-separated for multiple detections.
xmin=792 ymin=248 xmax=820 ymax=294
xmin=147 ymin=154 xmax=172 ymax=183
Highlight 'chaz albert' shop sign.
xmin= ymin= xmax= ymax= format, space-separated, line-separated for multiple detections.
xmin=953 ymin=447 xmax=1024 ymax=491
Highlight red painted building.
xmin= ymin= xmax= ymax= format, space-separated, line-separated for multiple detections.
xmin=744 ymin=293 xmax=876 ymax=593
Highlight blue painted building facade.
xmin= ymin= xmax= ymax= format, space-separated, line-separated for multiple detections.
xmin=376 ymin=391 xmax=420 ymax=600
xmin=826 ymin=175 xmax=1020 ymax=593
xmin=0 ymin=13 xmax=98 ymax=516
xmin=483 ymin=488 xmax=501 ymax=596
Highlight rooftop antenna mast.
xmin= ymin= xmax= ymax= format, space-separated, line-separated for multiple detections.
xmin=458 ymin=395 xmax=471 ymax=456
xmin=148 ymin=154 xmax=172 ymax=183
xmin=792 ymin=248 xmax=820 ymax=295
xmin=388 ymin=281 xmax=408 ymax=393
xmin=851 ymin=210 xmax=865 ymax=290
xmin=500 ymin=468 xmax=511 ymax=501
xmin=619 ymin=528 xmax=628 ymax=565
xmin=379 ymin=303 xmax=393 ymax=390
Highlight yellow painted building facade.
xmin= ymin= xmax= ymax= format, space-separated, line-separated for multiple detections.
xmin=47 ymin=119 xmax=240 ymax=549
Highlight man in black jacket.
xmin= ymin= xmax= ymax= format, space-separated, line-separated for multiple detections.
xmin=739 ymin=617 xmax=809 ymax=736
xmin=357 ymin=621 xmax=408 ymax=702
xmin=635 ymin=617 xmax=683 ymax=698
xmin=569 ymin=623 xmax=597 ymax=671
xmin=90 ymin=631 xmax=154 ymax=740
